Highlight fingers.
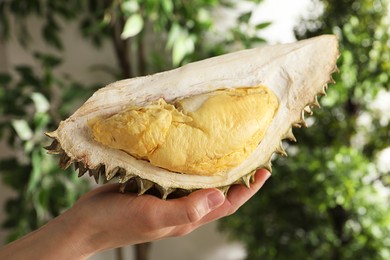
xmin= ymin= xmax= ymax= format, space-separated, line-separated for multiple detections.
xmin=149 ymin=189 xmax=225 ymax=228
xmin=225 ymin=169 xmax=271 ymax=209
xmin=193 ymin=169 xmax=271 ymax=224
xmin=72 ymin=169 xmax=270 ymax=244
xmin=167 ymin=169 xmax=271 ymax=237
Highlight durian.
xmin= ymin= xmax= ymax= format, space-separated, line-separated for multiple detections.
xmin=46 ymin=35 xmax=339 ymax=199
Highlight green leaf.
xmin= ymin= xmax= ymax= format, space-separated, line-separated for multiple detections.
xmin=30 ymin=92 xmax=50 ymax=113
xmin=34 ymin=52 xmax=62 ymax=68
xmin=121 ymin=0 xmax=139 ymax=15
xmin=11 ymin=119 xmax=33 ymax=141
xmin=172 ymin=34 xmax=194 ymax=66
xmin=239 ymin=12 xmax=251 ymax=23
xmin=166 ymin=23 xmax=181 ymax=49
xmin=27 ymin=150 xmax=42 ymax=193
xmin=121 ymin=13 xmax=144 ymax=39
xmin=256 ymin=21 xmax=272 ymax=30
xmin=161 ymin=0 xmax=173 ymax=14
xmin=42 ymin=21 xmax=62 ymax=50
xmin=33 ymin=112 xmax=50 ymax=133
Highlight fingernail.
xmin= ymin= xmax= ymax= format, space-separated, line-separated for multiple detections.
xmin=207 ymin=190 xmax=225 ymax=210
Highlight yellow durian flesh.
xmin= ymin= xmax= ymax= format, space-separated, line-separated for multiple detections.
xmin=89 ymin=86 xmax=279 ymax=176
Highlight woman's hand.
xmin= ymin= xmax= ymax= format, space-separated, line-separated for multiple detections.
xmin=0 ymin=169 xmax=271 ymax=260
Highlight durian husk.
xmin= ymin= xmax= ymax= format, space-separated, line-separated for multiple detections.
xmin=46 ymin=35 xmax=339 ymax=199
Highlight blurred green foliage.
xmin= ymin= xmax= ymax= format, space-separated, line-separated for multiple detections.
xmin=0 ymin=53 xmax=92 ymax=242
xmin=0 ymin=0 xmax=269 ymax=247
xmin=220 ymin=0 xmax=390 ymax=259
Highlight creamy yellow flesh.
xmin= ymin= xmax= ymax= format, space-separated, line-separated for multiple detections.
xmin=89 ymin=86 xmax=279 ymax=176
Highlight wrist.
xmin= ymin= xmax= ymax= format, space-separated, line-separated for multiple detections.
xmin=56 ymin=205 xmax=103 ymax=259
xmin=0 ymin=209 xmax=96 ymax=260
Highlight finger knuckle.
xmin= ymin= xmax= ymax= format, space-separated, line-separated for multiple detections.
xmin=186 ymin=204 xmax=202 ymax=223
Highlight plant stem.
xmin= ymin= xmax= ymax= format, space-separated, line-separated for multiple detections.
xmin=110 ymin=13 xmax=132 ymax=78
xmin=115 ymin=248 xmax=124 ymax=260
xmin=135 ymin=243 xmax=151 ymax=260
xmin=137 ymin=31 xmax=146 ymax=76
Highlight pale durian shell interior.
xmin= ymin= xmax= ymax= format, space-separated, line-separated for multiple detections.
xmin=46 ymin=35 xmax=339 ymax=198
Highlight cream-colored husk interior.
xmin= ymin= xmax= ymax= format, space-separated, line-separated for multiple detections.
xmin=89 ymin=86 xmax=279 ymax=176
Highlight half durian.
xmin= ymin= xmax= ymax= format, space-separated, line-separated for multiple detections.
xmin=46 ymin=35 xmax=339 ymax=199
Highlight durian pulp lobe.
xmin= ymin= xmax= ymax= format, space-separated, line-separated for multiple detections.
xmin=89 ymin=86 xmax=279 ymax=176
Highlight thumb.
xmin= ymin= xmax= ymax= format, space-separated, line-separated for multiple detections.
xmin=161 ymin=189 xmax=225 ymax=226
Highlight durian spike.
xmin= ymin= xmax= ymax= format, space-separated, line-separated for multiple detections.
xmin=283 ymin=128 xmax=297 ymax=142
xmin=44 ymin=139 xmax=63 ymax=154
xmin=77 ymin=162 xmax=88 ymax=177
xmin=329 ymin=76 xmax=336 ymax=84
xmin=44 ymin=131 xmax=58 ymax=139
xmin=250 ymin=171 xmax=257 ymax=183
xmin=118 ymin=172 xmax=136 ymax=184
xmin=106 ymin=166 xmax=121 ymax=181
xmin=304 ymin=106 xmax=313 ymax=115
xmin=135 ymin=178 xmax=154 ymax=195
xmin=59 ymin=154 xmax=73 ymax=169
xmin=275 ymin=141 xmax=287 ymax=157
xmin=319 ymin=84 xmax=328 ymax=96
xmin=299 ymin=111 xmax=308 ymax=128
xmin=241 ymin=173 xmax=253 ymax=188
xmin=311 ymin=96 xmax=321 ymax=108
xmin=218 ymin=186 xmax=231 ymax=197
xmin=263 ymin=160 xmax=272 ymax=173
xmin=293 ymin=122 xmax=302 ymax=128
xmin=156 ymin=186 xmax=175 ymax=200
xmin=89 ymin=165 xmax=104 ymax=184
xmin=119 ymin=183 xmax=127 ymax=193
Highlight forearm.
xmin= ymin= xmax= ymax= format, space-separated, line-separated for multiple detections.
xmin=0 ymin=211 xmax=95 ymax=260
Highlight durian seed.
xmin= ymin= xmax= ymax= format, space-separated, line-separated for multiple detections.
xmin=156 ymin=185 xmax=175 ymax=200
xmin=135 ymin=177 xmax=154 ymax=195
xmin=59 ymin=153 xmax=73 ymax=169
